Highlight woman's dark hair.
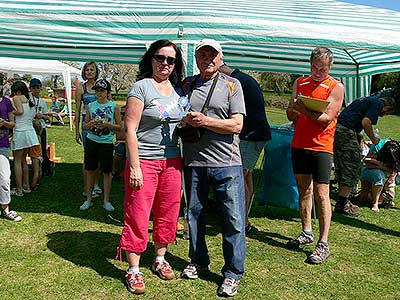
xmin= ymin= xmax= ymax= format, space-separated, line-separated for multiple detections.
xmin=81 ymin=61 xmax=99 ymax=81
xmin=11 ymin=80 xmax=35 ymax=107
xmin=136 ymin=40 xmax=184 ymax=86
xmin=377 ymin=140 xmax=400 ymax=171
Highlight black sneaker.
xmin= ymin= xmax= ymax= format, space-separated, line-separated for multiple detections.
xmin=335 ymin=200 xmax=360 ymax=216
xmin=217 ymin=278 xmax=239 ymax=297
xmin=181 ymin=263 xmax=209 ymax=279
xmin=286 ymin=231 xmax=314 ymax=249
xmin=307 ymin=242 xmax=330 ymax=264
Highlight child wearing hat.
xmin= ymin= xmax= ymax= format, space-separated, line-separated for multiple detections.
xmin=79 ymin=79 xmax=122 ymax=212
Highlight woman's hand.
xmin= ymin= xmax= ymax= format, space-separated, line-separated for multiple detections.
xmin=129 ymin=165 xmax=143 ymax=190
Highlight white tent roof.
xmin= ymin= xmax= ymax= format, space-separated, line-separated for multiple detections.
xmin=0 ymin=57 xmax=80 ymax=76
xmin=0 ymin=58 xmax=81 ymax=130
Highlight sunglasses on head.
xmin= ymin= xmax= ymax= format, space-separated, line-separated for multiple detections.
xmin=153 ymin=54 xmax=176 ymax=65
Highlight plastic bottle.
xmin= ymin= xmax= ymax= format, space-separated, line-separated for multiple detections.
xmin=374 ymin=128 xmax=380 ymax=138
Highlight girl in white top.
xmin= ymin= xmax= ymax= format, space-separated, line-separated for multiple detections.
xmin=11 ymin=81 xmax=39 ymax=196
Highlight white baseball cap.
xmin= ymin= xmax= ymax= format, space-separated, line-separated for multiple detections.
xmin=195 ymin=39 xmax=223 ymax=54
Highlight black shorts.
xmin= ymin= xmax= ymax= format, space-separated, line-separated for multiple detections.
xmin=291 ymin=148 xmax=333 ymax=184
xmin=84 ymin=138 xmax=113 ymax=173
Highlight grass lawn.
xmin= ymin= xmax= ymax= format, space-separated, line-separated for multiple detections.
xmin=0 ymin=108 xmax=399 ymax=300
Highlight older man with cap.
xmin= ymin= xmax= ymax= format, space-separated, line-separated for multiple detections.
xmin=179 ymin=39 xmax=246 ymax=297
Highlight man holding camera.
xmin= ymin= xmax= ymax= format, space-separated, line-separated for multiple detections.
xmin=179 ymin=39 xmax=246 ymax=298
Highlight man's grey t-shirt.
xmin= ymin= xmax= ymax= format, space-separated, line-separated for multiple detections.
xmin=128 ymin=78 xmax=181 ymax=160
xmin=182 ymin=73 xmax=246 ymax=167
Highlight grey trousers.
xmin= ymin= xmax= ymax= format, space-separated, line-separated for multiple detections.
xmin=0 ymin=148 xmax=11 ymax=205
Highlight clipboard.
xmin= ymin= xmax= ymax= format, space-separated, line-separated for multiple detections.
xmin=297 ymin=95 xmax=330 ymax=112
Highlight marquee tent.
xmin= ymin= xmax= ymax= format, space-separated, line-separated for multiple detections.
xmin=0 ymin=57 xmax=81 ymax=129
xmin=1 ymin=0 xmax=400 ymax=102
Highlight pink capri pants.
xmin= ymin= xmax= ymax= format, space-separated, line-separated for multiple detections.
xmin=119 ymin=157 xmax=182 ymax=253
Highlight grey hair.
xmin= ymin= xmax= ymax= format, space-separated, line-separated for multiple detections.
xmin=310 ymin=47 xmax=333 ymax=65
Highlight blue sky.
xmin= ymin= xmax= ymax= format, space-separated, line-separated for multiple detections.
xmin=340 ymin=0 xmax=400 ymax=11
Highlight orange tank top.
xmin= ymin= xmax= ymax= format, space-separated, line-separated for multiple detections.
xmin=291 ymin=75 xmax=339 ymax=154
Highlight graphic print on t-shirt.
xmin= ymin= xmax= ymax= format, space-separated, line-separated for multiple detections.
xmin=89 ymin=105 xmax=112 ymax=136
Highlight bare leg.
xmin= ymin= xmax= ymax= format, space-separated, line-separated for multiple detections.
xmin=360 ymin=179 xmax=372 ymax=202
xmin=86 ymin=170 xmax=95 ymax=202
xmin=127 ymin=252 xmax=141 ymax=269
xmin=295 ymin=174 xmax=313 ymax=232
xmin=313 ymin=182 xmax=332 ymax=243
xmin=13 ymin=149 xmax=25 ymax=193
xmin=94 ymin=168 xmax=100 ymax=188
xmin=22 ymin=154 xmax=30 ymax=190
xmin=82 ymin=164 xmax=87 ymax=194
xmin=103 ymin=172 xmax=112 ymax=203
xmin=154 ymin=242 xmax=167 ymax=256
xmin=2 ymin=204 xmax=9 ymax=213
xmin=113 ymin=155 xmax=124 ymax=178
xmin=370 ymin=184 xmax=383 ymax=212
xmin=31 ymin=157 xmax=40 ymax=188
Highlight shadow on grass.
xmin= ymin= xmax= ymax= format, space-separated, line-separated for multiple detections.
xmin=47 ymin=231 xmax=123 ymax=279
xmin=46 ymin=230 xmax=223 ymax=285
xmin=330 ymin=188 xmax=400 ymax=237
xmin=246 ymin=228 xmax=310 ymax=255
xmin=12 ymin=163 xmax=126 ymax=226
xmin=331 ymin=213 xmax=400 ymax=237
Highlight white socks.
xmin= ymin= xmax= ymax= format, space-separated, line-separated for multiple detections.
xmin=128 ymin=266 xmax=139 ymax=274
xmin=155 ymin=255 xmax=165 ymax=263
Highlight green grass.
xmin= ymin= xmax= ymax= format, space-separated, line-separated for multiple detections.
xmin=0 ymin=110 xmax=399 ymax=300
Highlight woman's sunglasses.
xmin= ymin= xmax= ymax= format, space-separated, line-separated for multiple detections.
xmin=153 ymin=54 xmax=176 ymax=65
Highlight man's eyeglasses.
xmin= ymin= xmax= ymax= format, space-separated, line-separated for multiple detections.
xmin=153 ymin=54 xmax=176 ymax=65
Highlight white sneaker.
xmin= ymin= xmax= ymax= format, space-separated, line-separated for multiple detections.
xmin=103 ymin=202 xmax=115 ymax=212
xmin=80 ymin=200 xmax=93 ymax=211
xmin=93 ymin=185 xmax=102 ymax=195
xmin=82 ymin=191 xmax=100 ymax=198
xmin=3 ymin=210 xmax=22 ymax=222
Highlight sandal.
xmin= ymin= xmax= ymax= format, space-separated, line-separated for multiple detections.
xmin=10 ymin=188 xmax=23 ymax=197
xmin=22 ymin=186 xmax=32 ymax=193
xmin=2 ymin=210 xmax=22 ymax=222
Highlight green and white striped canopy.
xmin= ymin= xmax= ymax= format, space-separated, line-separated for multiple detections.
xmin=1 ymin=0 xmax=400 ymax=100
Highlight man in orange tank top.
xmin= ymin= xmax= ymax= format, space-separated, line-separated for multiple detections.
xmin=286 ymin=47 xmax=344 ymax=264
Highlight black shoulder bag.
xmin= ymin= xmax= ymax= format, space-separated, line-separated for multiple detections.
xmin=178 ymin=73 xmax=219 ymax=143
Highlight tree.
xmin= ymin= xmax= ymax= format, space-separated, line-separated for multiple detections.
xmin=98 ymin=63 xmax=137 ymax=95
xmin=20 ymin=74 xmax=33 ymax=84
xmin=259 ymin=72 xmax=294 ymax=95
xmin=370 ymin=72 xmax=400 ymax=94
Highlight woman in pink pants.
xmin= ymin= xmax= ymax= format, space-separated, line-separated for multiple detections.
xmin=119 ymin=39 xmax=185 ymax=294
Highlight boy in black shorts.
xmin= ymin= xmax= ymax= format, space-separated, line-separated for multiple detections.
xmin=79 ymin=79 xmax=122 ymax=212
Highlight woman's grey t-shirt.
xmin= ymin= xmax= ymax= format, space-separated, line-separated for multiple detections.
xmin=128 ymin=78 xmax=181 ymax=160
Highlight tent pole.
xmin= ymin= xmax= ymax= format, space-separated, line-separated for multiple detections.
xmin=344 ymin=50 xmax=360 ymax=98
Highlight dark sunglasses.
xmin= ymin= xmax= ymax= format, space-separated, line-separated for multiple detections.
xmin=153 ymin=54 xmax=176 ymax=65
